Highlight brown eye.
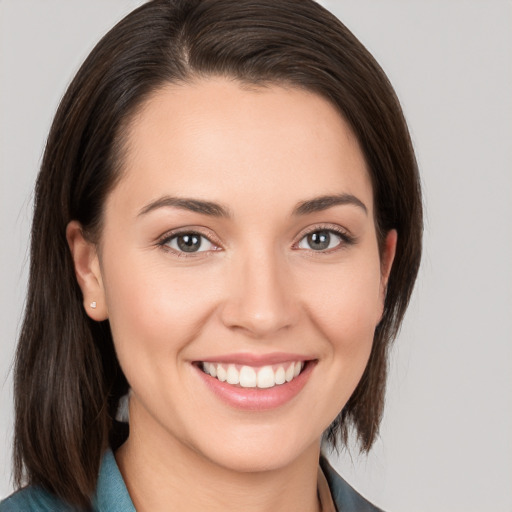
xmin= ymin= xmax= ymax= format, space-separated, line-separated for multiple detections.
xmin=307 ymin=231 xmax=330 ymax=250
xmin=177 ymin=234 xmax=202 ymax=252
xmin=165 ymin=233 xmax=214 ymax=253
xmin=298 ymin=230 xmax=343 ymax=251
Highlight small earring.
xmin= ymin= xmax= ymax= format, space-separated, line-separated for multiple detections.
xmin=90 ymin=301 xmax=97 ymax=309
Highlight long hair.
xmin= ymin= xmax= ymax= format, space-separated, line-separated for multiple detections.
xmin=14 ymin=0 xmax=422 ymax=507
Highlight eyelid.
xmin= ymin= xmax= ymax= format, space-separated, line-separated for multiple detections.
xmin=156 ymin=226 xmax=223 ymax=255
xmin=293 ymin=223 xmax=357 ymax=251
xmin=155 ymin=223 xmax=355 ymax=256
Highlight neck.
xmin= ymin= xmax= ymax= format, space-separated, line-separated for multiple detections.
xmin=116 ymin=418 xmax=322 ymax=512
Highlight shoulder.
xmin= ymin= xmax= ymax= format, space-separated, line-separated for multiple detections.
xmin=0 ymin=486 xmax=79 ymax=512
xmin=0 ymin=449 xmax=134 ymax=512
xmin=320 ymin=456 xmax=386 ymax=512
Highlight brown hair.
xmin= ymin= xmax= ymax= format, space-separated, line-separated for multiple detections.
xmin=13 ymin=0 xmax=422 ymax=507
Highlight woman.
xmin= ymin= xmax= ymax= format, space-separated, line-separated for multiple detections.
xmin=1 ymin=0 xmax=422 ymax=511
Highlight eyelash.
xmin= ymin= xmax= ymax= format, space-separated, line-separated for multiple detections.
xmin=294 ymin=224 xmax=357 ymax=253
xmin=156 ymin=224 xmax=356 ymax=258
xmin=157 ymin=229 xmax=221 ymax=258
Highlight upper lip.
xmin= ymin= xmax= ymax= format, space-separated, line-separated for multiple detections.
xmin=195 ymin=352 xmax=313 ymax=366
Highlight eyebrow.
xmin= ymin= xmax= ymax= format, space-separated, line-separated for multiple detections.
xmin=138 ymin=193 xmax=367 ymax=218
xmin=293 ymin=194 xmax=368 ymax=216
xmin=138 ymin=196 xmax=232 ymax=218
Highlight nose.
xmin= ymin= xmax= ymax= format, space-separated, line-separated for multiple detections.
xmin=219 ymin=247 xmax=299 ymax=338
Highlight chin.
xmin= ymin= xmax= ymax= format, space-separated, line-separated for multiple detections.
xmin=188 ymin=424 xmax=320 ymax=474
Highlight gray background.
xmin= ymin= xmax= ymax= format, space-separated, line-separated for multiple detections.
xmin=1 ymin=1 xmax=511 ymax=510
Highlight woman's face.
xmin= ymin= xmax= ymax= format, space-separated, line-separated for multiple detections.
xmin=75 ymin=78 xmax=395 ymax=472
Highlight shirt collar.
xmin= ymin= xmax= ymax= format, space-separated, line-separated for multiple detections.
xmin=93 ymin=449 xmax=136 ymax=512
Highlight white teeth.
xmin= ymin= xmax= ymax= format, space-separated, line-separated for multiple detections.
xmin=257 ymin=366 xmax=275 ymax=389
xmin=239 ymin=366 xmax=257 ymax=388
xmin=216 ymin=365 xmax=227 ymax=382
xmin=226 ymin=364 xmax=239 ymax=385
xmin=275 ymin=366 xmax=286 ymax=385
xmin=202 ymin=361 xmax=306 ymax=388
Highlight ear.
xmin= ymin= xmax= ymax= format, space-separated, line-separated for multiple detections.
xmin=66 ymin=221 xmax=108 ymax=321
xmin=378 ymin=229 xmax=397 ymax=314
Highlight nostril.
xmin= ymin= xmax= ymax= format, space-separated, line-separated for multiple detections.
xmin=218 ymin=258 xmax=298 ymax=336
xmin=220 ymin=303 xmax=298 ymax=338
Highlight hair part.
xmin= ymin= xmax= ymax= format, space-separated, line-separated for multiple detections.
xmin=14 ymin=0 xmax=422 ymax=507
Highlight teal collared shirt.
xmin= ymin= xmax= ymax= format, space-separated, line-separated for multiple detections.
xmin=0 ymin=451 xmax=382 ymax=511
xmin=0 ymin=451 xmax=134 ymax=512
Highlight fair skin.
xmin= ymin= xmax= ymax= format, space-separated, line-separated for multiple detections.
xmin=67 ymin=78 xmax=396 ymax=512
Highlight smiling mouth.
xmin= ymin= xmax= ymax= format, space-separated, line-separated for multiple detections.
xmin=199 ymin=361 xmax=307 ymax=389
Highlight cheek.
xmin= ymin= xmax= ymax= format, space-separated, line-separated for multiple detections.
xmin=300 ymin=257 xmax=383 ymax=352
xmin=293 ymin=256 xmax=383 ymax=431
xmin=100 ymin=252 xmax=220 ymax=377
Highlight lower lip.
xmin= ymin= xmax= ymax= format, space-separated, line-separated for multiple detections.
xmin=195 ymin=362 xmax=315 ymax=411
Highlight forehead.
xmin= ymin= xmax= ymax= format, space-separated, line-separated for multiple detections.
xmin=111 ymin=78 xmax=373 ymax=218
